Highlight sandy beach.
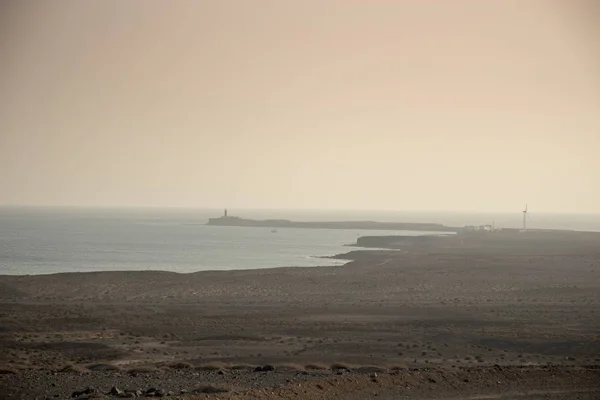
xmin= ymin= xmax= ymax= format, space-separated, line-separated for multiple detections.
xmin=1 ymin=232 xmax=599 ymax=399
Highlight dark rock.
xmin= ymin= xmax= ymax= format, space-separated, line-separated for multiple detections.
xmin=72 ymin=388 xmax=95 ymax=398
xmin=255 ymin=364 xmax=275 ymax=372
xmin=118 ymin=389 xmax=141 ymax=398
xmin=155 ymin=389 xmax=166 ymax=397
xmin=109 ymin=387 xmax=123 ymax=396
xmin=217 ymin=369 xmax=225 ymax=375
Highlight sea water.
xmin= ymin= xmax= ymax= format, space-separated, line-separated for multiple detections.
xmin=1 ymin=207 xmax=599 ymax=275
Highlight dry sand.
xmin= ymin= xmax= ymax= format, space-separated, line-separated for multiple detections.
xmin=1 ymin=232 xmax=599 ymax=399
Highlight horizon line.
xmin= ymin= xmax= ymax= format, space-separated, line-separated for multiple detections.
xmin=0 ymin=204 xmax=599 ymax=216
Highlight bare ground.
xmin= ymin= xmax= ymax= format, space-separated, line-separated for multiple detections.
xmin=1 ymin=235 xmax=600 ymax=399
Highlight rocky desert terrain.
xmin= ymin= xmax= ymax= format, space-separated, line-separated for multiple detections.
xmin=1 ymin=231 xmax=599 ymax=399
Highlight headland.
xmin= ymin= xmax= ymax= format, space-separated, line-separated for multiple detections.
xmin=207 ymin=213 xmax=458 ymax=232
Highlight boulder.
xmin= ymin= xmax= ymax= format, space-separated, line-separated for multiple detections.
xmin=109 ymin=387 xmax=123 ymax=396
xmin=72 ymin=388 xmax=95 ymax=398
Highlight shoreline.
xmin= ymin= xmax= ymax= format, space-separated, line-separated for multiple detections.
xmin=0 ymin=249 xmax=392 ymax=278
xmin=0 ymin=234 xmax=388 ymax=278
xmin=0 ymin=257 xmax=356 ymax=278
xmin=5 ymin=226 xmax=600 ymax=277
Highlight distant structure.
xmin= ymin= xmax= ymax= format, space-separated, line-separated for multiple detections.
xmin=463 ymin=224 xmax=493 ymax=232
xmin=224 ymin=208 xmax=228 ymax=217
xmin=522 ymin=204 xmax=528 ymax=231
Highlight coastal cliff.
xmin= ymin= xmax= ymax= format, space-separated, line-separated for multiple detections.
xmin=351 ymin=229 xmax=600 ymax=255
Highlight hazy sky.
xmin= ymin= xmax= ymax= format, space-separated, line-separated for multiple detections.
xmin=1 ymin=1 xmax=599 ymax=212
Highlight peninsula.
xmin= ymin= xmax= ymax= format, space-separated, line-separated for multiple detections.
xmin=207 ymin=211 xmax=458 ymax=232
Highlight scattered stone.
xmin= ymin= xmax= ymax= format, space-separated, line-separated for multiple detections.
xmin=109 ymin=387 xmax=123 ymax=396
xmin=356 ymin=366 xmax=386 ymax=374
xmin=72 ymin=388 xmax=95 ymax=398
xmin=193 ymin=384 xmax=231 ymax=394
xmin=255 ymin=365 xmax=275 ymax=372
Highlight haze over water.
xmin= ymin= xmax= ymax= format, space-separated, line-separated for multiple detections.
xmin=2 ymin=207 xmax=599 ymax=276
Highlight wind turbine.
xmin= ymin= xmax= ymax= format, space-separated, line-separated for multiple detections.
xmin=522 ymin=204 xmax=528 ymax=231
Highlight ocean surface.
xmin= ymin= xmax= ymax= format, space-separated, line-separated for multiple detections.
xmin=1 ymin=207 xmax=599 ymax=275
